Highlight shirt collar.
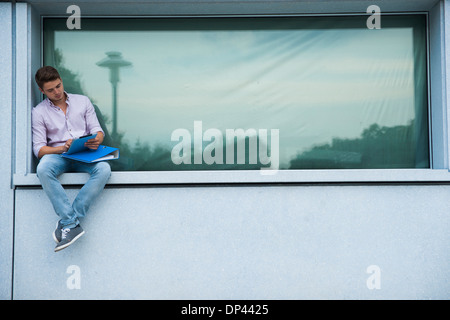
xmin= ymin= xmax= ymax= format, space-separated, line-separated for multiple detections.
xmin=46 ymin=91 xmax=69 ymax=108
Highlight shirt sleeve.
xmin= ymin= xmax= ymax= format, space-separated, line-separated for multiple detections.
xmin=31 ymin=107 xmax=48 ymax=158
xmin=84 ymin=97 xmax=105 ymax=136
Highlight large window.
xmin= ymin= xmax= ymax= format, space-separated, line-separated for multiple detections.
xmin=43 ymin=15 xmax=429 ymax=171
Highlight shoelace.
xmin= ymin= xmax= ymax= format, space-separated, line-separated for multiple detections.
xmin=61 ymin=228 xmax=70 ymax=240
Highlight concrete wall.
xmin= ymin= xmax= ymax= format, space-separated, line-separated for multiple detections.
xmin=11 ymin=184 xmax=450 ymax=299
xmin=0 ymin=2 xmax=14 ymax=301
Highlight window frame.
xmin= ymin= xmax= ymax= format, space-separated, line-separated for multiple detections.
xmin=12 ymin=4 xmax=450 ymax=186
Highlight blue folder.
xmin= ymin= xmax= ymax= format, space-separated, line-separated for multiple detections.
xmin=62 ymin=145 xmax=119 ymax=163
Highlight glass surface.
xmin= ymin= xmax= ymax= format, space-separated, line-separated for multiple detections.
xmin=43 ymin=15 xmax=429 ymax=171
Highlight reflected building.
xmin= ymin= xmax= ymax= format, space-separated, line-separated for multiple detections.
xmin=96 ymin=51 xmax=132 ymax=139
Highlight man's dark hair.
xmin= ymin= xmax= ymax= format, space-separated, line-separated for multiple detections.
xmin=35 ymin=66 xmax=61 ymax=89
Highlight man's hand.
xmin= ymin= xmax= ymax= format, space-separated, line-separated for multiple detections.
xmin=85 ymin=132 xmax=104 ymax=150
xmin=62 ymin=139 xmax=73 ymax=152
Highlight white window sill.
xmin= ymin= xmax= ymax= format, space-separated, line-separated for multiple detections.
xmin=12 ymin=169 xmax=450 ymax=186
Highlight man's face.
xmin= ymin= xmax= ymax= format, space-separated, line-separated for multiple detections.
xmin=40 ymin=78 xmax=65 ymax=104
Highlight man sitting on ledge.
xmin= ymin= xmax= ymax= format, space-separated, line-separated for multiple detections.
xmin=32 ymin=66 xmax=111 ymax=252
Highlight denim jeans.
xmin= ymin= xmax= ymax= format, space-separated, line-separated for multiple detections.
xmin=36 ymin=154 xmax=111 ymax=229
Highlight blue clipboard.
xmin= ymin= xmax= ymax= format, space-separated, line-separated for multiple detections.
xmin=65 ymin=134 xmax=97 ymax=155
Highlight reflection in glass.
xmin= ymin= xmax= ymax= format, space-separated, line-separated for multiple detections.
xmin=43 ymin=16 xmax=429 ymax=171
xmin=96 ymin=51 xmax=132 ymax=140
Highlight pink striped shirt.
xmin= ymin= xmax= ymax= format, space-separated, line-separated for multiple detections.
xmin=32 ymin=92 xmax=104 ymax=158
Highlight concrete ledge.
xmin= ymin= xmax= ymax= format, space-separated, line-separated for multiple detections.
xmin=28 ymin=0 xmax=439 ymax=16
xmin=13 ymin=169 xmax=450 ymax=186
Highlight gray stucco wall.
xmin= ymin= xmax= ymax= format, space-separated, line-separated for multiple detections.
xmin=12 ymin=184 xmax=450 ymax=299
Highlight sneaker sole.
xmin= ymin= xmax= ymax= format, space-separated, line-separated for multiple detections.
xmin=53 ymin=221 xmax=65 ymax=244
xmin=54 ymin=230 xmax=85 ymax=252
xmin=53 ymin=232 xmax=59 ymax=244
xmin=53 ymin=221 xmax=60 ymax=244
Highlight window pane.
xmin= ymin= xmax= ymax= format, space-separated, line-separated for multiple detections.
xmin=43 ymin=15 xmax=429 ymax=171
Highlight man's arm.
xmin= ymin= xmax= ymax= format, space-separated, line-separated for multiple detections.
xmin=33 ymin=107 xmax=73 ymax=159
xmin=83 ymin=97 xmax=105 ymax=150
xmin=84 ymin=97 xmax=105 ymax=143
xmin=37 ymin=139 xmax=73 ymax=159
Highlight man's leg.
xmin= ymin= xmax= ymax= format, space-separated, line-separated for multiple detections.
xmin=71 ymin=161 xmax=111 ymax=220
xmin=36 ymin=154 xmax=79 ymax=229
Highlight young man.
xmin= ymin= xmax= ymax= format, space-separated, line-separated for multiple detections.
xmin=32 ymin=66 xmax=111 ymax=252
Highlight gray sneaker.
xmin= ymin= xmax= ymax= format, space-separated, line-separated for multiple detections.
xmin=53 ymin=221 xmax=63 ymax=243
xmin=54 ymin=225 xmax=85 ymax=252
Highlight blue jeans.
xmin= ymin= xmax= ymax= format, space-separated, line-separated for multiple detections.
xmin=36 ymin=154 xmax=111 ymax=229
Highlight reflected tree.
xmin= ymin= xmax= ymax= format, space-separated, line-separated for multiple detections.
xmin=289 ymin=121 xmax=427 ymax=169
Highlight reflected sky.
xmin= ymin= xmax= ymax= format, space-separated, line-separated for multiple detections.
xmin=54 ymin=25 xmax=417 ymax=169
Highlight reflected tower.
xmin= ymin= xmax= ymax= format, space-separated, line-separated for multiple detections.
xmin=96 ymin=51 xmax=132 ymax=139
